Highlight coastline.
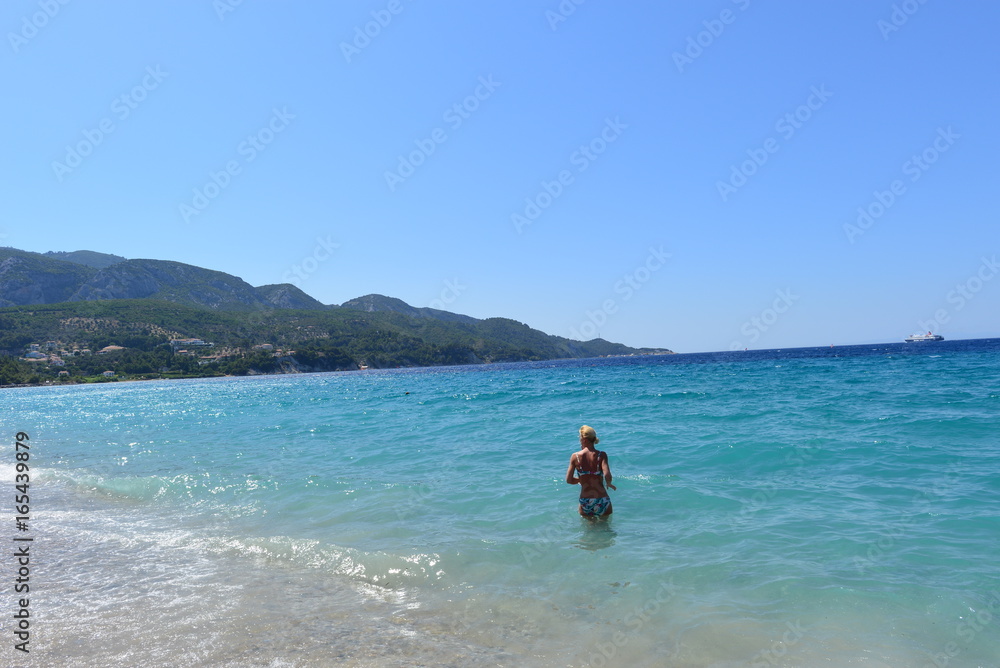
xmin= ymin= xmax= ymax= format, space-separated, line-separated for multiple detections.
xmin=7 ymin=336 xmax=996 ymax=391
xmin=0 ymin=349 xmax=680 ymax=390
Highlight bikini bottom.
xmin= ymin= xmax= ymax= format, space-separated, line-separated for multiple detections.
xmin=579 ymin=496 xmax=611 ymax=516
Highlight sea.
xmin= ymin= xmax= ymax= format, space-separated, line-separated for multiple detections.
xmin=2 ymin=339 xmax=999 ymax=667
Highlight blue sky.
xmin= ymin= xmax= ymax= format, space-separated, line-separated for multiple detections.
xmin=3 ymin=1 xmax=998 ymax=352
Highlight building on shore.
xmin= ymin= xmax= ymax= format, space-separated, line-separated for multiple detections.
xmin=170 ymin=338 xmax=212 ymax=352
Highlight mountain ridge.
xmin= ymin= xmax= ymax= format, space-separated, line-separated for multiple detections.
xmin=340 ymin=294 xmax=480 ymax=324
xmin=42 ymin=250 xmax=127 ymax=269
xmin=0 ymin=247 xmax=673 ymax=373
xmin=0 ymin=249 xmax=328 ymax=311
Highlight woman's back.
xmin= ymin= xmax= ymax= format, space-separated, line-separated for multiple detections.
xmin=574 ymin=449 xmax=607 ymax=496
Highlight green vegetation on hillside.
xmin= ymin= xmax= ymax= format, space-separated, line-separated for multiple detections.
xmin=0 ymin=299 xmax=665 ymax=386
xmin=42 ymin=250 xmax=127 ymax=269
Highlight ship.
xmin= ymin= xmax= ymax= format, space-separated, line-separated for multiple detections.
xmin=905 ymin=331 xmax=944 ymax=342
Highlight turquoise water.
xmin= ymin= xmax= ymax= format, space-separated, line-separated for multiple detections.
xmin=3 ymin=341 xmax=999 ymax=667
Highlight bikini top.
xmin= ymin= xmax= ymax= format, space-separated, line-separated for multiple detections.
xmin=575 ymin=450 xmax=605 ymax=478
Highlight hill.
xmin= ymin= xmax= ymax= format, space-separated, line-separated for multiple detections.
xmin=341 ymin=294 xmax=480 ymax=324
xmin=71 ymin=258 xmax=275 ymax=310
xmin=0 ymin=247 xmax=672 ymax=384
xmin=255 ymin=284 xmax=328 ymax=310
xmin=0 ymin=248 xmax=96 ymax=306
xmin=42 ymin=250 xmax=127 ymax=269
xmin=0 ymin=248 xmax=311 ymax=311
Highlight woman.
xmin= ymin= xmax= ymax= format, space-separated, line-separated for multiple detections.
xmin=566 ymin=425 xmax=616 ymax=517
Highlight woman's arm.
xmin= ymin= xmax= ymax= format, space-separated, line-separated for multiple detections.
xmin=601 ymin=453 xmax=616 ymax=491
xmin=566 ymin=454 xmax=579 ymax=485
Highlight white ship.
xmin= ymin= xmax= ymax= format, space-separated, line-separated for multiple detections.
xmin=905 ymin=331 xmax=944 ymax=342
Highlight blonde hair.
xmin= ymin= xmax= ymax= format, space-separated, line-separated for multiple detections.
xmin=579 ymin=425 xmax=599 ymax=444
